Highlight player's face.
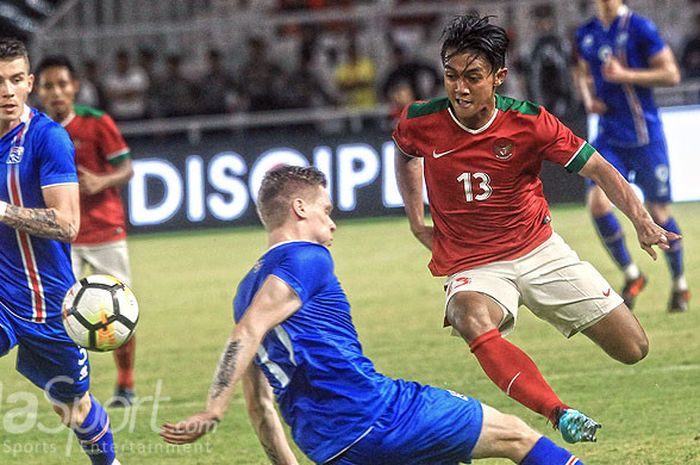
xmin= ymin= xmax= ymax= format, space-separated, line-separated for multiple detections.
xmin=305 ymin=186 xmax=336 ymax=247
xmin=0 ymin=57 xmax=33 ymax=129
xmin=443 ymin=50 xmax=506 ymax=129
xmin=38 ymin=66 xmax=77 ymax=121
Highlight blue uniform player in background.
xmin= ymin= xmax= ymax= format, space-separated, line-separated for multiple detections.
xmin=162 ymin=166 xmax=586 ymax=465
xmin=0 ymin=38 xmax=121 ymax=465
xmin=575 ymin=0 xmax=689 ymax=312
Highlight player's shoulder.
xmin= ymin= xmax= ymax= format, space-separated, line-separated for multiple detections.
xmin=495 ymin=94 xmax=541 ymax=118
xmin=28 ymin=109 xmax=69 ymax=139
xmin=405 ymin=96 xmax=451 ymax=120
xmin=628 ymin=10 xmax=658 ymax=32
xmin=576 ymin=16 xmax=599 ymax=36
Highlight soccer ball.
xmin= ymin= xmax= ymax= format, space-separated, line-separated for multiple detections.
xmin=62 ymin=274 xmax=139 ymax=352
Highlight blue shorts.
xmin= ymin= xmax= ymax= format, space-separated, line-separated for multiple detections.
xmin=0 ymin=302 xmax=90 ymax=403
xmin=587 ymin=137 xmax=672 ymax=203
xmin=328 ymin=380 xmax=483 ymax=465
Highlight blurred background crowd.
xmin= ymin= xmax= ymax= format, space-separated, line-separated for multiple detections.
xmin=3 ymin=0 xmax=700 ymax=127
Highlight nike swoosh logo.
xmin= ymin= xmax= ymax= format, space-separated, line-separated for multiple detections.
xmin=603 ymin=288 xmax=611 ymax=297
xmin=432 ymin=148 xmax=458 ymax=158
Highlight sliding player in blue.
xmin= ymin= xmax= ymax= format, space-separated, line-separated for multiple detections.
xmin=161 ymin=166 xmax=586 ymax=465
xmin=575 ymin=0 xmax=689 ymax=311
xmin=0 ymin=38 xmax=121 ymax=465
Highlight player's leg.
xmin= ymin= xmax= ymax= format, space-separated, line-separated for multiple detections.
xmin=520 ymin=233 xmax=648 ymax=365
xmin=632 ymin=140 xmax=689 ymax=312
xmin=84 ymin=240 xmax=137 ymax=406
xmin=581 ymin=304 xmax=648 ymax=363
xmin=444 ymin=270 xmax=568 ymax=426
xmin=15 ymin=319 xmax=120 ymax=465
xmin=52 ymin=392 xmax=118 ymax=465
xmin=472 ymin=404 xmax=585 ymax=463
xmin=586 ymin=144 xmax=645 ymax=308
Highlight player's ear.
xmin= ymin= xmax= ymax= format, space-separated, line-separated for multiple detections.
xmin=27 ymin=73 xmax=34 ymax=92
xmin=494 ymin=67 xmax=508 ymax=87
xmin=291 ymin=198 xmax=307 ymax=219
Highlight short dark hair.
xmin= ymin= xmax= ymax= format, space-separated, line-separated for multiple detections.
xmin=440 ymin=14 xmax=509 ymax=73
xmin=0 ymin=37 xmax=29 ymax=63
xmin=257 ymin=166 xmax=327 ymax=229
xmin=35 ymin=55 xmax=77 ymax=79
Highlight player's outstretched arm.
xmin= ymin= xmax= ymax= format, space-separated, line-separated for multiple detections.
xmin=574 ymin=59 xmax=607 ymax=114
xmin=0 ymin=184 xmax=79 ymax=242
xmin=395 ymin=147 xmax=432 ymax=250
xmin=579 ymin=151 xmax=680 ymax=259
xmin=161 ymin=275 xmax=302 ymax=445
xmin=242 ymin=364 xmax=299 ymax=465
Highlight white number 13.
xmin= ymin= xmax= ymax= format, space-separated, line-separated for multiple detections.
xmin=457 ymin=172 xmax=492 ymax=202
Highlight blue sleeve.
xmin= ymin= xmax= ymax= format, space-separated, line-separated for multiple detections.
xmin=634 ymin=15 xmax=666 ymax=59
xmin=272 ymin=245 xmax=333 ymax=304
xmin=37 ymin=122 xmax=77 ymax=187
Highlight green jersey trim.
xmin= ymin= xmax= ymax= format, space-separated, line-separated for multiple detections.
xmin=407 ymin=97 xmax=451 ymax=119
xmin=74 ymin=104 xmax=106 ymax=118
xmin=495 ymin=94 xmax=540 ymax=116
xmin=565 ymin=142 xmax=596 ymax=173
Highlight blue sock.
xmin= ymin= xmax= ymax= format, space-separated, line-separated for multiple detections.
xmin=593 ymin=213 xmax=631 ymax=269
xmin=73 ymin=395 xmax=116 ymax=465
xmin=521 ymin=436 xmax=584 ymax=464
xmin=660 ymin=217 xmax=683 ymax=278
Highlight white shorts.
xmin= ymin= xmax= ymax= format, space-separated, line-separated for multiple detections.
xmin=72 ymin=239 xmax=132 ymax=287
xmin=444 ymin=233 xmax=623 ymax=338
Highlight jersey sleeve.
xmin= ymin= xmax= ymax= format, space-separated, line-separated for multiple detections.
xmin=634 ymin=15 xmax=666 ymax=59
xmin=97 ymin=114 xmax=130 ymax=165
xmin=392 ymin=104 xmax=421 ymax=158
xmin=272 ymin=245 xmax=333 ymax=303
xmin=536 ymin=106 xmax=596 ymax=173
xmin=37 ymin=123 xmax=78 ymax=187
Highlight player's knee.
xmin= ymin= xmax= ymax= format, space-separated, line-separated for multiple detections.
xmin=620 ymin=336 xmax=649 ymax=364
xmin=646 ymin=202 xmax=671 ymax=224
xmin=495 ymin=413 xmax=540 ymax=460
xmin=52 ymin=392 xmax=92 ymax=427
xmin=446 ymin=296 xmax=496 ymax=341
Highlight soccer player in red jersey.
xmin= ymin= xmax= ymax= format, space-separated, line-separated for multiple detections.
xmin=394 ymin=14 xmax=678 ymax=443
xmin=36 ymin=55 xmax=137 ymax=407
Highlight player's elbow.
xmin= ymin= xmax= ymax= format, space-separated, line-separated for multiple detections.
xmin=668 ymin=69 xmax=681 ymax=86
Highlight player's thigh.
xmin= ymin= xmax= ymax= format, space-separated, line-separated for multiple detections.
xmin=630 ymin=139 xmax=672 ymax=204
xmin=519 ymin=233 xmax=623 ymax=337
xmin=333 ymin=383 xmax=483 ymax=465
xmin=14 ymin=317 xmax=90 ymax=404
xmin=581 ymin=303 xmax=648 ymax=363
xmin=444 ymin=267 xmax=520 ymax=338
xmin=76 ymin=240 xmax=132 ymax=287
xmin=471 ymin=404 xmax=539 ymax=462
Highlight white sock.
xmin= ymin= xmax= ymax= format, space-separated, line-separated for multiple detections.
xmin=623 ymin=263 xmax=640 ymax=281
xmin=673 ymin=275 xmax=688 ymax=292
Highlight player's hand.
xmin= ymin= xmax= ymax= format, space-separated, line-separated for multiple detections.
xmin=160 ymin=411 xmax=220 ymax=445
xmin=635 ymin=220 xmax=681 ymax=260
xmin=602 ymin=57 xmax=631 ymax=84
xmin=411 ymin=224 xmax=433 ymax=251
xmin=585 ymin=97 xmax=608 ymax=115
xmin=77 ymin=165 xmax=108 ymax=195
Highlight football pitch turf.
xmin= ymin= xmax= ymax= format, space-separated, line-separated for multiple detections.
xmin=1 ymin=202 xmax=698 ymax=464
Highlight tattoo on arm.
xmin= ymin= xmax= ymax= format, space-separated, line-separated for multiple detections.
xmin=209 ymin=340 xmax=241 ymax=400
xmin=260 ymin=437 xmax=284 ymax=465
xmin=2 ymin=204 xmax=76 ymax=242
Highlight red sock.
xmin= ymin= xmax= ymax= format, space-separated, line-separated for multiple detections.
xmin=114 ymin=336 xmax=135 ymax=389
xmin=469 ymin=329 xmax=567 ymax=424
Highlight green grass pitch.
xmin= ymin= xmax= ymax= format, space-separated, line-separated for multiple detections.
xmin=0 ymin=202 xmax=698 ymax=464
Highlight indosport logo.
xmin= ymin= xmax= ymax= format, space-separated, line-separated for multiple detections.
xmin=126 ymin=142 xmax=429 ymax=228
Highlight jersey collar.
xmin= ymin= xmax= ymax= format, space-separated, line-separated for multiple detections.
xmin=20 ymin=105 xmax=31 ymax=123
xmin=447 ymin=105 xmax=498 ymax=135
xmin=59 ymin=111 xmax=76 ymax=127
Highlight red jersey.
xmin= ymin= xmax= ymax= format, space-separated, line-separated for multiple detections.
xmin=393 ymin=95 xmax=595 ymax=276
xmin=64 ymin=105 xmax=130 ymax=244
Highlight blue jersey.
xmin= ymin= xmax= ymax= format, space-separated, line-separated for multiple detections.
xmin=576 ymin=8 xmax=667 ymax=147
xmin=0 ymin=107 xmax=77 ymax=323
xmin=233 ymin=241 xmax=398 ymax=464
